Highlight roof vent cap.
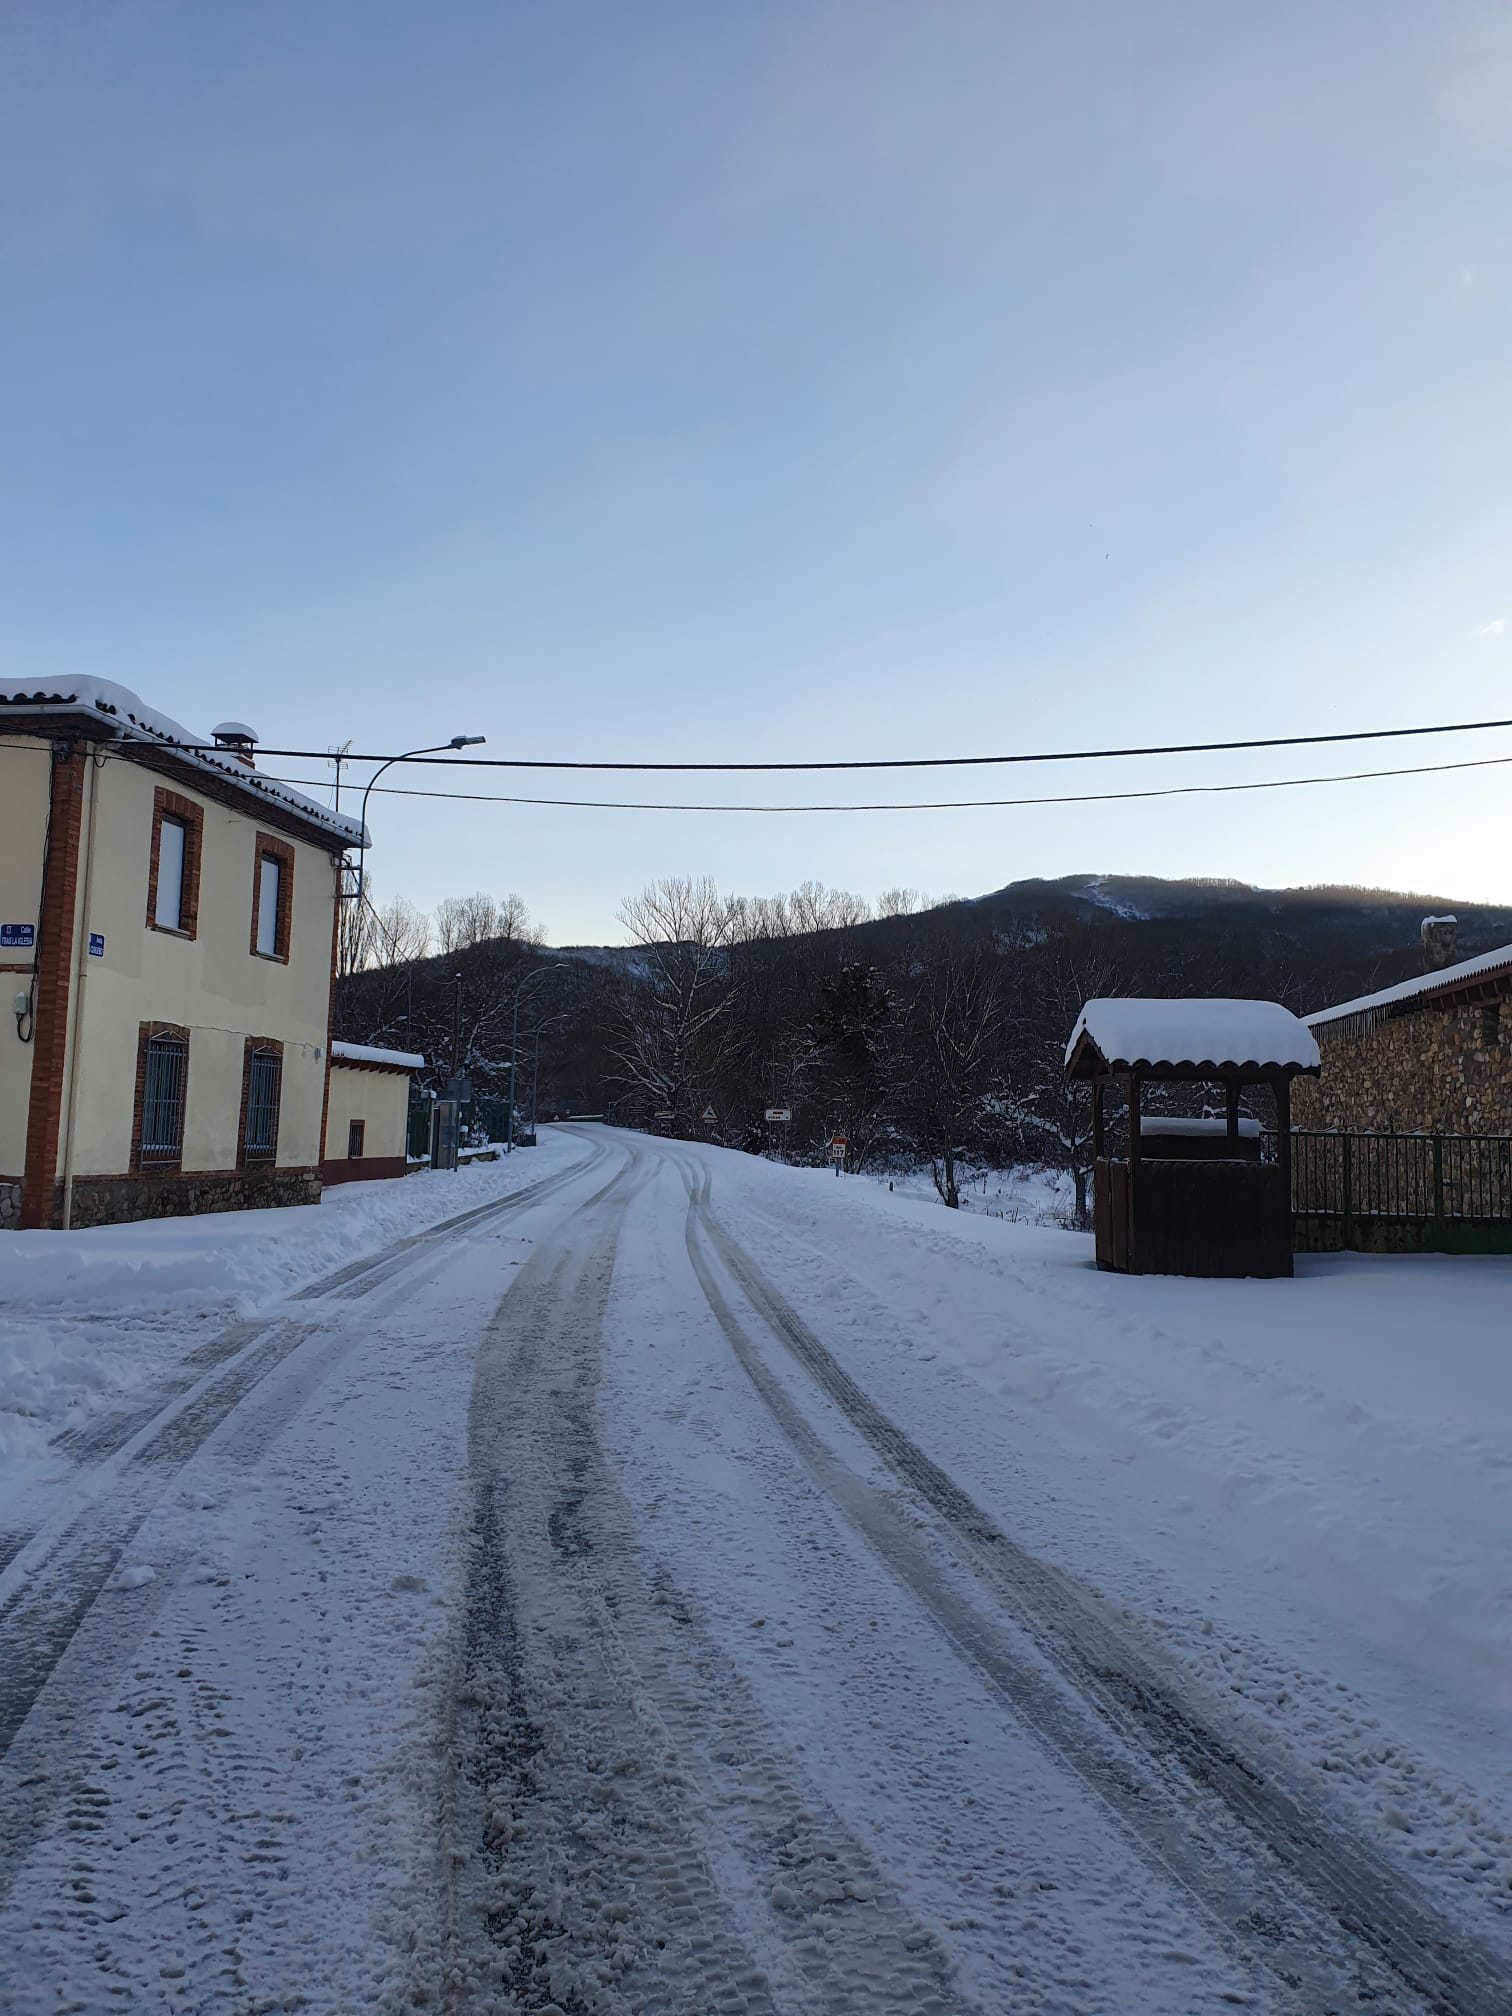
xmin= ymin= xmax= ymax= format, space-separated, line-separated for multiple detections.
xmin=211 ymin=721 xmax=259 ymax=767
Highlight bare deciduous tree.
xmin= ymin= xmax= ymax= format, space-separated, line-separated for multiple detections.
xmin=375 ymin=895 xmax=432 ymax=965
xmin=901 ymin=939 xmax=1008 ymax=1208
xmin=434 ymin=890 xmax=542 ymax=954
xmin=611 ymin=877 xmax=738 ymax=1134
xmin=336 ymin=884 xmax=377 ymax=980
xmin=999 ymin=938 xmax=1122 ymax=1226
xmin=877 ymin=886 xmax=924 ymax=918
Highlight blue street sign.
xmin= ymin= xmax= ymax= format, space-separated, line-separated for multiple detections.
xmin=0 ymin=923 xmax=35 ymax=949
xmin=88 ymin=933 xmax=105 ymax=958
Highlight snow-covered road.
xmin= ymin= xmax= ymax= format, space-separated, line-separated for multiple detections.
xmin=1 ymin=1127 xmax=1508 ymax=2013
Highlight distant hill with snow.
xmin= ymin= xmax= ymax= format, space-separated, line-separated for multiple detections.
xmin=555 ymin=872 xmax=1512 ymax=1017
xmin=965 ymin=872 xmax=1512 ymax=950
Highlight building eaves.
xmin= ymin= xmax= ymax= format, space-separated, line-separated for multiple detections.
xmin=1305 ymin=944 xmax=1512 ymax=1031
xmin=0 ymin=678 xmax=367 ymax=849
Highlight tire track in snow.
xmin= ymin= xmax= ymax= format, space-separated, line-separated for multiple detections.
xmin=0 ymin=1145 xmax=612 ymax=1794
xmin=685 ymin=1162 xmax=1509 ymax=2016
xmin=49 ymin=1141 xmax=609 ymax=1471
xmin=433 ymin=1141 xmax=974 ymax=2016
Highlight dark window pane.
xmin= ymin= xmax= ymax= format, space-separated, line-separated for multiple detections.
xmin=141 ymin=1036 xmax=187 ymax=1160
xmin=245 ymin=1049 xmax=281 ymax=1160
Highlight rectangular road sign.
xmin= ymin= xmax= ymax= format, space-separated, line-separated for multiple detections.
xmin=764 ymin=1107 xmax=792 ymax=1122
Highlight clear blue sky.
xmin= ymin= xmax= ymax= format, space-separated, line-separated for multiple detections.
xmin=3 ymin=2 xmax=1510 ymax=941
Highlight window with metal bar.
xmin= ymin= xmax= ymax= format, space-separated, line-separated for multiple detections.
xmin=140 ymin=1035 xmax=188 ymax=1162
xmin=244 ymin=1048 xmax=282 ymax=1161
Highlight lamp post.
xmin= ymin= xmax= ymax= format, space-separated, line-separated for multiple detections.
xmin=352 ymin=735 xmax=486 ymax=905
xmin=507 ymin=965 xmax=569 ymax=1151
xmin=523 ymin=1010 xmax=569 ymax=1138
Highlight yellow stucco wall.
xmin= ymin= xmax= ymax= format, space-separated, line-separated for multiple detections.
xmin=62 ymin=749 xmax=338 ymax=1176
xmin=324 ymin=1064 xmax=412 ymax=1165
xmin=0 ymin=738 xmax=49 ymax=1176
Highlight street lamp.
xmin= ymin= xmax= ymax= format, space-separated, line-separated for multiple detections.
xmin=522 ymin=1010 xmax=570 ymax=1139
xmin=507 ymin=964 xmax=569 ymax=1151
xmin=352 ymin=736 xmax=486 ymax=905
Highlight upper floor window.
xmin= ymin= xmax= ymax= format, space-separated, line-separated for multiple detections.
xmin=256 ymin=856 xmax=281 ymax=955
xmin=156 ymin=818 xmax=186 ymax=929
xmin=147 ymin=789 xmax=204 ymax=938
xmin=250 ymin=834 xmax=295 ymax=962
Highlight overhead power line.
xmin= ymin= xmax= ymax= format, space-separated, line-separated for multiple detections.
xmin=257 ymin=748 xmax=1512 ymax=815
xmin=166 ymin=714 xmax=1512 ymax=775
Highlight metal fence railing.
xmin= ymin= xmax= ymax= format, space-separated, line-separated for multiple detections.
xmin=1286 ymin=1131 xmax=1512 ymax=1254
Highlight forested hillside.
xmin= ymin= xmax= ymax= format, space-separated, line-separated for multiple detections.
xmin=335 ymin=872 xmax=1512 ymax=1217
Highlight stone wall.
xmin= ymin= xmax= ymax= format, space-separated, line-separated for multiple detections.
xmin=50 ymin=1164 xmax=321 ymax=1231
xmin=0 ymin=1180 xmax=19 ymax=1230
xmin=1293 ymin=989 xmax=1512 ymax=1135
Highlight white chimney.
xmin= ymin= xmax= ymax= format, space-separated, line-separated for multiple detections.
xmin=211 ymin=721 xmax=259 ymax=768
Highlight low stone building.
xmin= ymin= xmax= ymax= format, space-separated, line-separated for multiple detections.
xmin=1295 ymin=922 xmax=1512 ymax=1136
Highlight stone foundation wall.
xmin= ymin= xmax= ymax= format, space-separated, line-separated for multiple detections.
xmin=1293 ymin=993 xmax=1512 ymax=1135
xmin=0 ymin=1181 xmax=20 ymax=1230
xmin=42 ymin=1164 xmax=322 ymax=1231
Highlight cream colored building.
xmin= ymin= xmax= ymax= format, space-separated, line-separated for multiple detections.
xmin=324 ymin=1041 xmax=424 ymax=1183
xmin=1 ymin=679 xmax=368 ymax=1230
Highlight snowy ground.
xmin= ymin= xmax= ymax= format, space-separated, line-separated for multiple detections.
xmin=0 ymin=1134 xmax=589 ymax=1510
xmin=0 ymin=1127 xmax=1508 ymax=2013
xmin=846 ymin=1156 xmax=1078 ymax=1223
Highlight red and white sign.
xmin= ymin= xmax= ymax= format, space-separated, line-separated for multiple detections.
xmin=829 ymin=1135 xmax=847 ymax=1159
xmin=701 ymin=1105 xmax=718 ymax=1124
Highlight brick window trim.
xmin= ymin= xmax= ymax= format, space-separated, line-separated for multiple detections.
xmin=249 ymin=833 xmax=296 ymax=963
xmin=146 ymin=789 xmax=205 ymax=939
xmin=237 ymin=1035 xmax=285 ymax=1167
xmin=130 ymin=1021 xmax=191 ymax=1176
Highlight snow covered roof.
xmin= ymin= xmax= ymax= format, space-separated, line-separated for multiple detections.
xmin=1065 ymin=998 xmax=1321 ymax=1077
xmin=0 ymin=677 xmax=366 ymax=848
xmin=331 ymin=1040 xmax=424 ymax=1072
xmin=1305 ymin=942 xmax=1512 ymax=1031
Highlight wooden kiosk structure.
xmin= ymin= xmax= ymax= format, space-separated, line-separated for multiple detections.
xmin=1065 ymin=999 xmax=1321 ymax=1278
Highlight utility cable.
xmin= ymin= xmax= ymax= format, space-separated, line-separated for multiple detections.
xmin=252 ymin=748 xmax=1512 ymax=815
xmin=150 ymin=713 xmax=1512 ymax=775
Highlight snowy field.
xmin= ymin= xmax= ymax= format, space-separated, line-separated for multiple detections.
xmin=0 ymin=1126 xmax=1508 ymax=2014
